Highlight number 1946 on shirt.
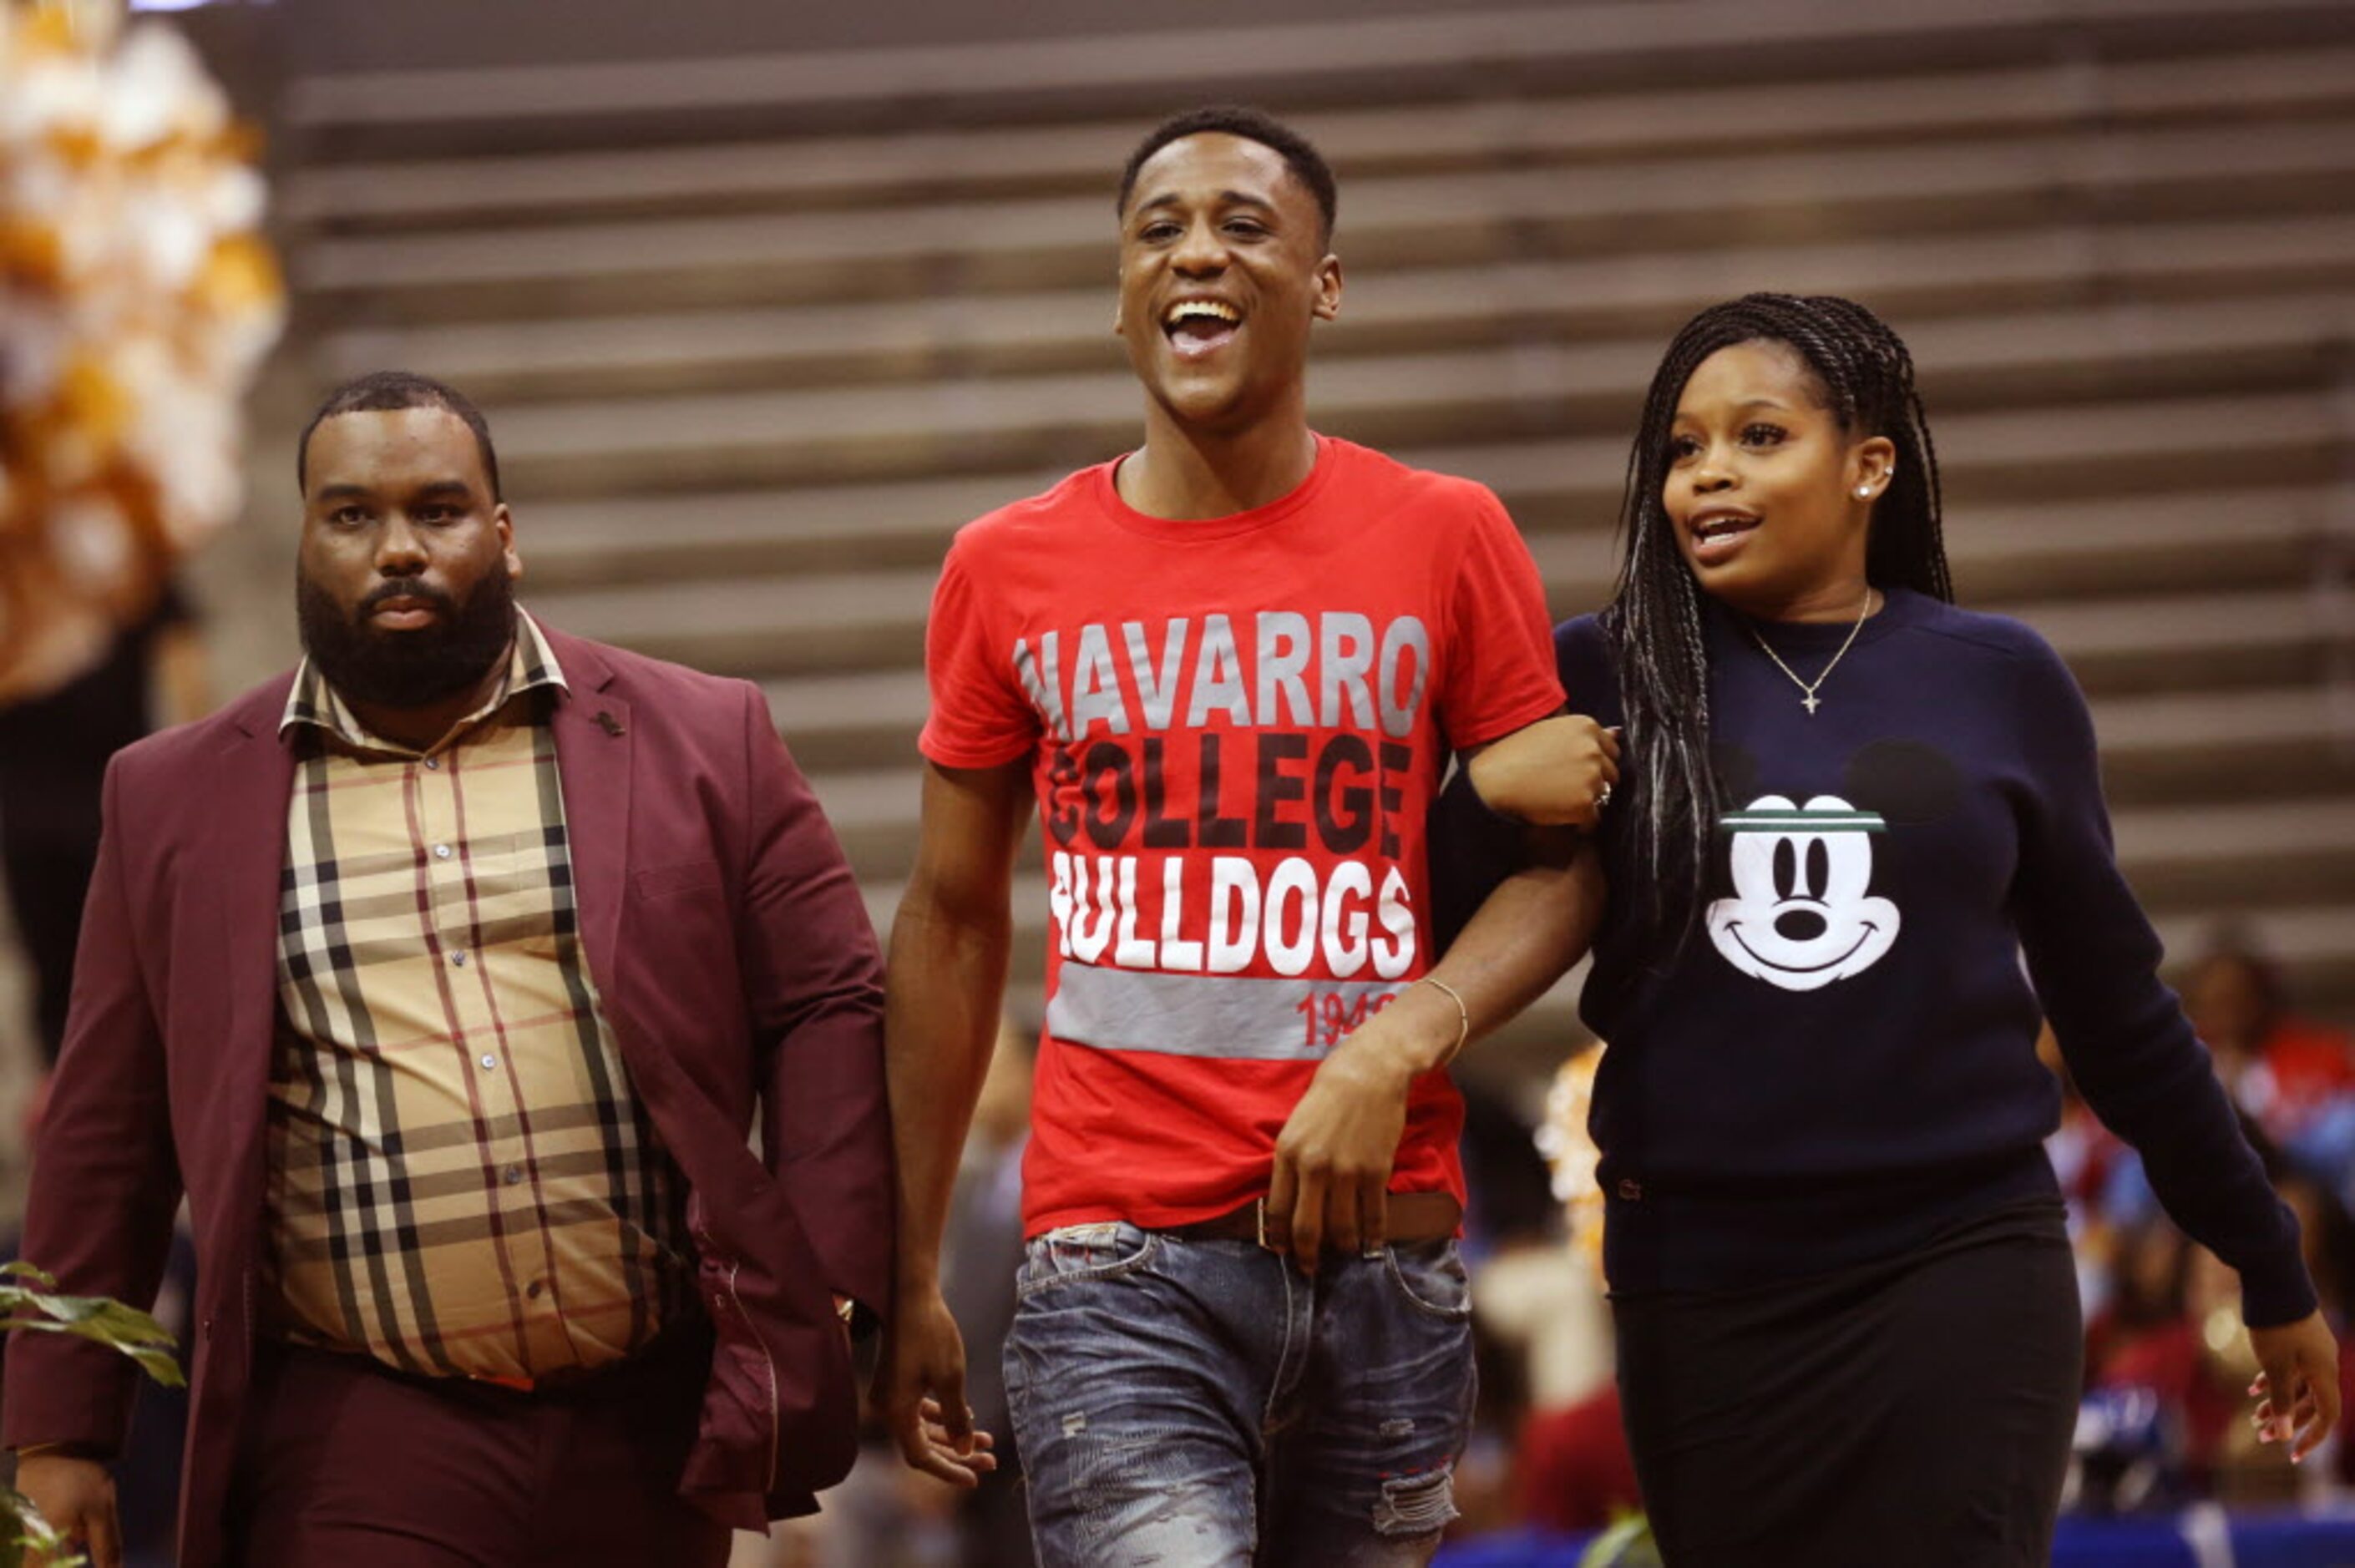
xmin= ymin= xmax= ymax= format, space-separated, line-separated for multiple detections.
xmin=1297 ymin=987 xmax=1400 ymax=1054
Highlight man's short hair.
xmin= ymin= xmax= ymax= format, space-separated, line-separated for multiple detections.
xmin=297 ymin=371 xmax=502 ymax=501
xmin=1116 ymin=104 xmax=1338 ymax=245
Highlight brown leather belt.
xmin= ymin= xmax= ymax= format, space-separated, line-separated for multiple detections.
xmin=1166 ymin=1191 xmax=1462 ymax=1252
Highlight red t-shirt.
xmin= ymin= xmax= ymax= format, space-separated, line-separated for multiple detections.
xmin=920 ymin=436 xmax=1564 ymax=1234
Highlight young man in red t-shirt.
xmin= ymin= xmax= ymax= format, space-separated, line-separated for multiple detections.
xmin=875 ymin=105 xmax=1615 ymax=1565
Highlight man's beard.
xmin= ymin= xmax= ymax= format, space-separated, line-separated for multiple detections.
xmin=296 ymin=559 xmax=517 ymax=711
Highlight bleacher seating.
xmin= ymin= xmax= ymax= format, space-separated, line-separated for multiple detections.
xmin=271 ymin=0 xmax=2355 ymax=1079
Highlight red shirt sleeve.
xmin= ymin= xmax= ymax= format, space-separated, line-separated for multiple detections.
xmin=918 ymin=534 xmax=1039 ymax=770
xmin=1436 ymin=484 xmax=1565 ymax=751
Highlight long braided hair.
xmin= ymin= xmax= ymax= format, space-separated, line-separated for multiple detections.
xmin=1602 ymin=293 xmax=1954 ymax=948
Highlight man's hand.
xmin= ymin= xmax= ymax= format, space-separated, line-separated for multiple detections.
xmin=15 ymin=1453 xmax=120 ymax=1568
xmin=1267 ymin=1010 xmax=1430 ymax=1273
xmin=874 ymin=1287 xmax=997 ymax=1489
xmin=2249 ymin=1310 xmax=2342 ymax=1463
xmin=1466 ymin=715 xmax=1620 ymax=829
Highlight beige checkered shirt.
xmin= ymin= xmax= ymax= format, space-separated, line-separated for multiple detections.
xmin=266 ymin=613 xmax=686 ymax=1382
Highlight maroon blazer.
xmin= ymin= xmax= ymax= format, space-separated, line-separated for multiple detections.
xmin=2 ymin=625 xmax=892 ymax=1567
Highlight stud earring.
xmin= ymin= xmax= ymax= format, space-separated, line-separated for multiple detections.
xmin=1856 ymin=486 xmax=1871 ymax=498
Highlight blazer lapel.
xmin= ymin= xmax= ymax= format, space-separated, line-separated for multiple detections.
xmin=544 ymin=630 xmax=633 ymax=1004
xmin=210 ymin=680 xmax=298 ymax=1154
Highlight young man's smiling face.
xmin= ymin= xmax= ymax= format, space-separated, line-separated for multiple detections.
xmin=1114 ymin=131 xmax=1342 ymax=436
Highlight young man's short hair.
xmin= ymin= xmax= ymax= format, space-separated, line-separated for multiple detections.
xmin=1116 ymin=104 xmax=1338 ymax=245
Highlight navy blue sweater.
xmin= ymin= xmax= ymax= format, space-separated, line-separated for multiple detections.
xmin=1456 ymin=589 xmax=2313 ymax=1324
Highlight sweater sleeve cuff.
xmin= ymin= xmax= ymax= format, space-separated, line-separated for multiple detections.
xmin=2239 ymin=1247 xmax=2321 ymax=1330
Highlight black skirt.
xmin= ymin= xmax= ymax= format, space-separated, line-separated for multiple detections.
xmin=1612 ymin=1200 xmax=2081 ymax=1568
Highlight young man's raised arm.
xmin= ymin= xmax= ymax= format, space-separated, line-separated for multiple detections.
xmin=872 ymin=758 xmax=1031 ymax=1488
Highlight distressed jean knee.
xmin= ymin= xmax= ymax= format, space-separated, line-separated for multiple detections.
xmin=1371 ymin=1463 xmax=1459 ymax=1540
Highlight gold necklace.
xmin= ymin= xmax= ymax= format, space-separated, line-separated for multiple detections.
xmin=1744 ymin=588 xmax=1877 ymax=716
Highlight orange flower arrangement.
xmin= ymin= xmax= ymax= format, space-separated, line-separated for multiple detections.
xmin=1537 ymin=1045 xmax=1607 ymax=1272
xmin=0 ymin=0 xmax=281 ymax=702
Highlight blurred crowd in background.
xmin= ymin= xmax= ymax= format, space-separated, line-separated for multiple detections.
xmin=729 ymin=933 xmax=2355 ymax=1567
xmin=4 ymin=892 xmax=2352 ymax=1565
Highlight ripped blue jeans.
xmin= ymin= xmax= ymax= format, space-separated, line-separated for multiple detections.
xmin=1003 ymin=1222 xmax=1474 ymax=1568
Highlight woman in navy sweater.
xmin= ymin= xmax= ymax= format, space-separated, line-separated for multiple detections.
xmin=1465 ymin=293 xmax=2340 ymax=1564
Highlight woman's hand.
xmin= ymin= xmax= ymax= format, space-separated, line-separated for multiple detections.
xmin=2248 ymin=1310 xmax=2342 ymax=1463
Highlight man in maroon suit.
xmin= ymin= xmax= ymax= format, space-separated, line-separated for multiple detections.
xmin=4 ymin=372 xmax=891 ymax=1568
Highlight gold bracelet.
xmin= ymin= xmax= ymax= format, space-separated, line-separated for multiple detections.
xmin=1415 ymin=976 xmax=1471 ymax=1068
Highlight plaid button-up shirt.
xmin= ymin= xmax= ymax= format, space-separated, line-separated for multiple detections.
xmin=266 ymin=612 xmax=686 ymax=1381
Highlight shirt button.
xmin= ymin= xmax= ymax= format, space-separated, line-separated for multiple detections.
xmin=479 ymin=1054 xmax=498 ymax=1071
xmin=423 ymin=757 xmax=440 ymax=771
xmin=527 ymin=1280 xmax=545 ymax=1300
xmin=433 ymin=844 xmax=453 ymax=860
xmin=504 ymin=1166 xmax=524 ymax=1186
xmin=451 ymin=950 xmax=468 ymax=968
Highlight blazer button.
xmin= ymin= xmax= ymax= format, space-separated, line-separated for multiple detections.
xmin=1616 ymin=1179 xmax=1643 ymax=1201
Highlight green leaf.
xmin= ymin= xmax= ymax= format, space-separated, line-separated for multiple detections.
xmin=0 ymin=1281 xmax=184 ymax=1389
xmin=1 ymin=1481 xmax=87 ymax=1567
xmin=1578 ymin=1512 xmax=1659 ymax=1568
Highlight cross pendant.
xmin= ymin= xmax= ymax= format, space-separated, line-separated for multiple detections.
xmin=1802 ymin=693 xmax=1821 ymax=715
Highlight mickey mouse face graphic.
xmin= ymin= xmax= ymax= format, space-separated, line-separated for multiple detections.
xmin=1707 ymin=795 xmax=1900 ymax=992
